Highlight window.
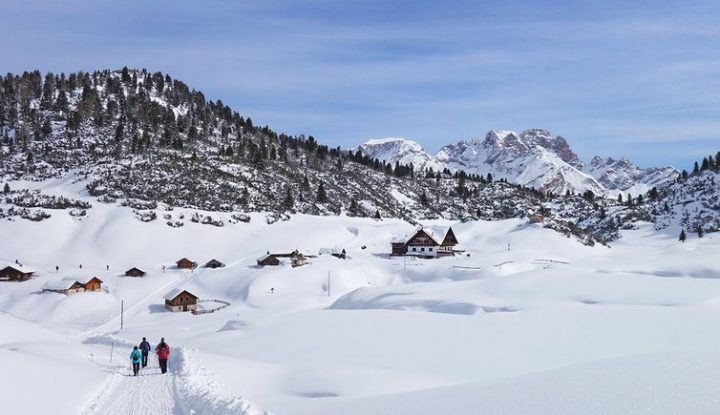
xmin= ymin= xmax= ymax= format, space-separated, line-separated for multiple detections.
xmin=412 ymin=247 xmax=417 ymax=251
xmin=429 ymin=247 xmax=433 ymax=252
xmin=421 ymin=247 xmax=425 ymax=252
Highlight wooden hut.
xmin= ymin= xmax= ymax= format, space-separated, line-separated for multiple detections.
xmin=0 ymin=264 xmax=36 ymax=281
xmin=42 ymin=278 xmax=85 ymax=295
xmin=164 ymin=289 xmax=199 ymax=312
xmin=176 ymin=258 xmax=197 ymax=269
xmin=438 ymin=227 xmax=459 ymax=256
xmin=257 ymin=254 xmax=280 ymax=266
xmin=404 ymin=229 xmax=440 ymax=258
xmin=125 ymin=267 xmax=146 ymax=277
xmin=291 ymin=253 xmax=307 ymax=268
xmin=528 ymin=213 xmax=545 ymax=224
xmin=205 ymin=259 xmax=225 ymax=269
xmin=83 ymin=277 xmax=103 ymax=292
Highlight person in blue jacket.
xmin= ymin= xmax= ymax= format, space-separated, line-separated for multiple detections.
xmin=130 ymin=346 xmax=142 ymax=376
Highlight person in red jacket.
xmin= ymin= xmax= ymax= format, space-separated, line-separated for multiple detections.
xmin=155 ymin=337 xmax=170 ymax=374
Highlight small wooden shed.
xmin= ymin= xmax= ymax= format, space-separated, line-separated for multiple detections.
xmin=125 ymin=267 xmax=146 ymax=277
xmin=205 ymin=259 xmax=225 ymax=269
xmin=528 ymin=213 xmax=545 ymax=224
xmin=164 ymin=289 xmax=199 ymax=312
xmin=83 ymin=277 xmax=103 ymax=292
xmin=42 ymin=278 xmax=85 ymax=295
xmin=176 ymin=258 xmax=197 ymax=269
xmin=257 ymin=254 xmax=280 ymax=267
xmin=0 ymin=265 xmax=36 ymax=282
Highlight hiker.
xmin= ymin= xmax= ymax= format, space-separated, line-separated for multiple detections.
xmin=130 ymin=346 xmax=142 ymax=376
xmin=106 ymin=265 xmax=109 ymax=271
xmin=156 ymin=338 xmax=170 ymax=374
xmin=139 ymin=337 xmax=152 ymax=368
xmin=55 ymin=265 xmax=59 ymax=272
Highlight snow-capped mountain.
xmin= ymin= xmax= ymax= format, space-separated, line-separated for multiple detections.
xmin=584 ymin=156 xmax=678 ymax=197
xmin=356 ymin=137 xmax=442 ymax=172
xmin=358 ymin=129 xmax=605 ymax=195
xmin=358 ymin=129 xmax=677 ymax=197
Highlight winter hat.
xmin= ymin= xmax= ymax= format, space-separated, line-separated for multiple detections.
xmin=133 ymin=346 xmax=138 ymax=350
xmin=142 ymin=337 xmax=146 ymax=341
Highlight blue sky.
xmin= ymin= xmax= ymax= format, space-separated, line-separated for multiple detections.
xmin=3 ymin=0 xmax=720 ymax=168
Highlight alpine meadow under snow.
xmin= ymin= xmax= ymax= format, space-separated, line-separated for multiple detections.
xmin=3 ymin=69 xmax=720 ymax=414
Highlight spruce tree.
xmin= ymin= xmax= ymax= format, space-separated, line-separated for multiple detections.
xmin=316 ymin=181 xmax=327 ymax=203
xmin=679 ymin=229 xmax=687 ymax=242
xmin=698 ymin=226 xmax=704 ymax=238
xmin=374 ymin=209 xmax=381 ymax=219
xmin=282 ymin=186 xmax=294 ymax=211
xmin=617 ymin=193 xmax=623 ymax=204
xmin=3 ymin=183 xmax=9 ymax=194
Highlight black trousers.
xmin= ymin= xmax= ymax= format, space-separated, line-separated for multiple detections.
xmin=141 ymin=351 xmax=148 ymax=367
xmin=132 ymin=362 xmax=140 ymax=376
xmin=159 ymin=358 xmax=168 ymax=373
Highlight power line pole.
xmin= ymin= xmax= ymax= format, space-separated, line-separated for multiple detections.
xmin=120 ymin=300 xmax=124 ymax=330
xmin=327 ymin=271 xmax=331 ymax=297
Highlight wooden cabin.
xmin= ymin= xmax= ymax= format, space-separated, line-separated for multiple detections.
xmin=392 ymin=227 xmax=460 ymax=258
xmin=42 ymin=278 xmax=85 ymax=295
xmin=176 ymin=258 xmax=197 ymax=269
xmin=528 ymin=213 xmax=545 ymax=224
xmin=257 ymin=254 xmax=280 ymax=267
xmin=404 ymin=229 xmax=440 ymax=258
xmin=205 ymin=259 xmax=225 ymax=269
xmin=0 ymin=265 xmax=35 ymax=281
xmin=291 ymin=253 xmax=308 ymax=268
xmin=125 ymin=267 xmax=146 ymax=277
xmin=164 ymin=289 xmax=199 ymax=312
xmin=83 ymin=277 xmax=103 ymax=292
xmin=438 ymin=227 xmax=459 ymax=256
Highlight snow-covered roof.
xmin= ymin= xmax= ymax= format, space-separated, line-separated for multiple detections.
xmin=164 ymin=288 xmax=197 ymax=300
xmin=257 ymin=254 xmax=275 ymax=262
xmin=1 ymin=262 xmax=37 ymax=273
xmin=43 ymin=278 xmax=81 ymax=291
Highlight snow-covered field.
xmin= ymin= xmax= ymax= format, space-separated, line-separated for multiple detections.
xmin=2 ymin=178 xmax=720 ymax=414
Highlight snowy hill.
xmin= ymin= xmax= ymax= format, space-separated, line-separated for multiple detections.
xmin=357 ymin=130 xmax=676 ymax=197
xmin=3 ymin=195 xmax=720 ymax=414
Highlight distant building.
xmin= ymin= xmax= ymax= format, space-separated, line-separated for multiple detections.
xmin=528 ymin=213 xmax=545 ymax=224
xmin=125 ymin=267 xmax=146 ymax=277
xmin=391 ymin=227 xmax=459 ymax=258
xmin=42 ymin=278 xmax=85 ymax=295
xmin=205 ymin=259 xmax=225 ymax=269
xmin=83 ymin=277 xmax=103 ymax=292
xmin=0 ymin=264 xmax=36 ymax=281
xmin=291 ymin=252 xmax=308 ymax=268
xmin=257 ymin=254 xmax=280 ymax=267
xmin=176 ymin=258 xmax=197 ymax=269
xmin=438 ymin=227 xmax=459 ymax=256
xmin=164 ymin=289 xmax=198 ymax=312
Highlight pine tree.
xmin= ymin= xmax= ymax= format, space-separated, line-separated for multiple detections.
xmin=679 ymin=229 xmax=687 ymax=242
xmin=693 ymin=161 xmax=700 ymax=175
xmin=316 ymin=181 xmax=327 ymax=203
xmin=282 ymin=186 xmax=294 ymax=211
xmin=698 ymin=226 xmax=704 ymax=238
xmin=374 ymin=209 xmax=381 ymax=219
xmin=3 ymin=183 xmax=10 ymax=194
xmin=617 ymin=193 xmax=623 ymax=204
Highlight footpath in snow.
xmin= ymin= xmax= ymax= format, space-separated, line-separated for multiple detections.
xmin=81 ymin=347 xmax=269 ymax=415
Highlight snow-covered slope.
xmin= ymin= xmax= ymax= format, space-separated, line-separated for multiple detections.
xmin=3 ymin=186 xmax=720 ymax=414
xmin=585 ymin=156 xmax=678 ymax=197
